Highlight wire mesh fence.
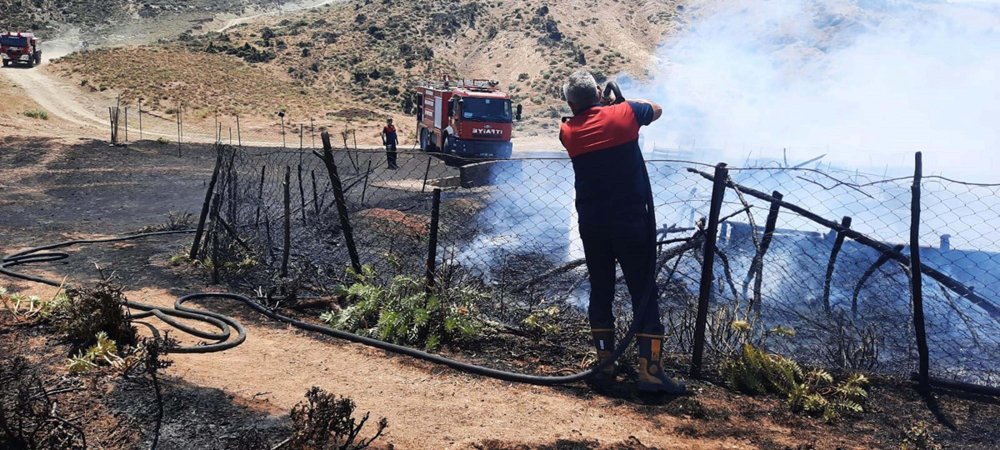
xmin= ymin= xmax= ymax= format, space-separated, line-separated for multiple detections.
xmin=197 ymin=144 xmax=1000 ymax=391
xmin=105 ymin=101 xmax=417 ymax=153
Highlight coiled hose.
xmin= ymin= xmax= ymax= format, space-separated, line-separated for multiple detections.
xmin=2 ymin=225 xmax=657 ymax=385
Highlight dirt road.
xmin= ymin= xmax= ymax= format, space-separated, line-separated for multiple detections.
xmin=1 ymin=64 xmax=109 ymax=129
xmin=215 ymin=0 xmax=342 ymax=32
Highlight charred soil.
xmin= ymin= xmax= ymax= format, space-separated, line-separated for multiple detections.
xmin=1 ymin=138 xmax=999 ymax=449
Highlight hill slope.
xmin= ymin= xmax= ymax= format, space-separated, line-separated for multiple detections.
xmin=0 ymin=0 xmax=282 ymax=36
xmin=50 ymin=0 xmax=681 ymax=135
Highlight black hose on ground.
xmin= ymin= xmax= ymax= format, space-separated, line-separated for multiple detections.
xmin=1 ymin=86 xmax=673 ymax=385
xmin=1 ymin=225 xmax=668 ymax=385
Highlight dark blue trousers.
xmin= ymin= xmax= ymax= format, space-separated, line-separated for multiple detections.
xmin=579 ymin=207 xmax=664 ymax=335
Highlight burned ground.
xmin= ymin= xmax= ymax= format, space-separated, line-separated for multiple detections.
xmin=1 ymin=138 xmax=999 ymax=449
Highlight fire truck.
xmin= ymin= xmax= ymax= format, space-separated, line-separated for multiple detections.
xmin=415 ymin=78 xmax=513 ymax=160
xmin=1 ymin=32 xmax=42 ymax=67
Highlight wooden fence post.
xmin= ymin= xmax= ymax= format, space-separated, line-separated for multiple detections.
xmin=190 ymin=148 xmax=225 ymax=259
xmin=319 ymin=148 xmax=362 ymax=273
xmin=311 ymin=170 xmax=320 ymax=215
xmin=742 ymin=191 xmax=782 ymax=313
xmin=691 ymin=162 xmax=728 ymax=379
xmin=236 ymin=115 xmax=242 ymax=147
xmin=297 ymin=165 xmax=307 ymax=225
xmin=254 ymin=165 xmax=266 ymax=229
xmin=361 ymin=160 xmax=372 ymax=204
xmin=910 ymin=151 xmax=929 ymax=391
xmin=281 ymin=166 xmax=292 ymax=278
xmin=822 ymin=216 xmax=852 ymax=312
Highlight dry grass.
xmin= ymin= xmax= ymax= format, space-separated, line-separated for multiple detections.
xmin=48 ymin=0 xmax=681 ymax=139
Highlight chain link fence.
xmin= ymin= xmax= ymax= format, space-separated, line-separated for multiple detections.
xmin=196 ymin=144 xmax=999 ymax=391
xmin=105 ymin=101 xmax=416 ymax=153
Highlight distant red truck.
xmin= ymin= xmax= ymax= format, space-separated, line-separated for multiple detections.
xmin=1 ymin=32 xmax=42 ymax=67
xmin=415 ymin=78 xmax=514 ymax=159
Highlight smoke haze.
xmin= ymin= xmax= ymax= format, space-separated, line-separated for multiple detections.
xmin=637 ymin=0 xmax=1000 ymax=179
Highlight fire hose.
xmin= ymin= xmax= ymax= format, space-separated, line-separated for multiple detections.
xmin=1 ymin=83 xmax=670 ymax=386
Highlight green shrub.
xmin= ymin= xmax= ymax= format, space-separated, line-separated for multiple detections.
xmin=1 ymin=287 xmax=70 ymax=322
xmin=54 ymin=280 xmax=136 ymax=348
xmin=521 ymin=306 xmax=561 ymax=336
xmin=321 ymin=266 xmax=481 ymax=351
xmin=721 ymin=340 xmax=869 ymax=422
xmin=23 ymin=110 xmax=48 ymax=120
xmin=67 ymin=331 xmax=124 ymax=373
xmin=722 ymin=343 xmax=802 ymax=395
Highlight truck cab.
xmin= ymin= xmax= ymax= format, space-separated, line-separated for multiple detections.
xmin=416 ymin=78 xmax=514 ymax=160
xmin=1 ymin=32 xmax=42 ymax=67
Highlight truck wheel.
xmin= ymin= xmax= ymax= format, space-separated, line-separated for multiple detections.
xmin=2 ymin=60 xmax=8 ymax=67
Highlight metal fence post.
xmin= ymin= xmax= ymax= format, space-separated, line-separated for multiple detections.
xmin=910 ymin=151 xmax=929 ymax=390
xmin=421 ymin=156 xmax=432 ymax=193
xmin=691 ymin=162 xmax=728 ymax=379
xmin=426 ymin=188 xmax=442 ymax=292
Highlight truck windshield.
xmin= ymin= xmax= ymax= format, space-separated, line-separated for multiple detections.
xmin=1 ymin=36 xmax=27 ymax=47
xmin=461 ymin=98 xmax=512 ymax=123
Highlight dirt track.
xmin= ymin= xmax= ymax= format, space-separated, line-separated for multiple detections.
xmin=1 ymin=64 xmax=109 ymax=130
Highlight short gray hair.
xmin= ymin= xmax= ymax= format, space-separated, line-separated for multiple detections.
xmin=563 ymin=70 xmax=599 ymax=106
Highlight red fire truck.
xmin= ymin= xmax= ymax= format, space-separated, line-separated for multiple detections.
xmin=415 ymin=78 xmax=513 ymax=159
xmin=1 ymin=32 xmax=42 ymax=67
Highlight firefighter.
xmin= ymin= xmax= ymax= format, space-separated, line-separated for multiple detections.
xmin=381 ymin=118 xmax=399 ymax=170
xmin=559 ymin=70 xmax=686 ymax=394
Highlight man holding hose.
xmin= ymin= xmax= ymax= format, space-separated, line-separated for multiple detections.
xmin=559 ymin=70 xmax=686 ymax=394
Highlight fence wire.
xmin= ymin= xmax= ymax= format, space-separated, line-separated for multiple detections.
xmin=202 ymin=145 xmax=1000 ymax=390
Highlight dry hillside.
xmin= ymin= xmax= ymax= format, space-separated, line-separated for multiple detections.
xmin=0 ymin=0 xmax=282 ymax=36
xmin=51 ymin=0 xmax=681 ymax=134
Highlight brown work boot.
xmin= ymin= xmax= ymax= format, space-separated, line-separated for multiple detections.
xmin=589 ymin=328 xmax=617 ymax=386
xmin=637 ymin=334 xmax=686 ymax=395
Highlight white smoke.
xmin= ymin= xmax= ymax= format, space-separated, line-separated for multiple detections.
xmin=636 ymin=0 xmax=1000 ymax=179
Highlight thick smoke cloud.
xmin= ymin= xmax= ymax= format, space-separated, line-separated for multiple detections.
xmin=636 ymin=0 xmax=1000 ymax=178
